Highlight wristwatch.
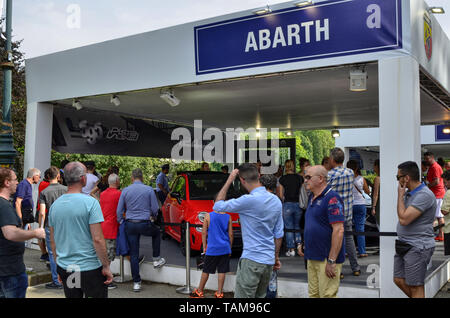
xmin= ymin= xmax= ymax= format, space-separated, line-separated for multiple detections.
xmin=327 ymin=258 xmax=336 ymax=265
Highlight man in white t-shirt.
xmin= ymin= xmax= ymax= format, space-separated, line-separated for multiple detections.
xmin=81 ymin=163 xmax=99 ymax=195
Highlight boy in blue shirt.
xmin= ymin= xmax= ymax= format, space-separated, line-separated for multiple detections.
xmin=190 ymin=210 xmax=233 ymax=298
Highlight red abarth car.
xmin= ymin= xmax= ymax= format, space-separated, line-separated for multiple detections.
xmin=161 ymin=171 xmax=244 ymax=255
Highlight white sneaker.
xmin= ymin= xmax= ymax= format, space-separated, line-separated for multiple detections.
xmin=153 ymin=257 xmax=166 ymax=268
xmin=285 ymin=250 xmax=295 ymax=257
xmin=133 ymin=281 xmax=141 ymax=292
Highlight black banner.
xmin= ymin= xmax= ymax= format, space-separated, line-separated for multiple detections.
xmin=52 ymin=106 xmax=177 ymax=158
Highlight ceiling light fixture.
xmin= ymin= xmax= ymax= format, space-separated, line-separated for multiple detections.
xmin=160 ymin=89 xmax=180 ymax=107
xmin=332 ymin=129 xmax=340 ymax=138
xmin=293 ymin=0 xmax=314 ymax=7
xmin=349 ymin=66 xmax=367 ymax=92
xmin=253 ymin=5 xmax=272 ymax=15
xmin=72 ymin=99 xmax=82 ymax=111
xmin=110 ymin=95 xmax=121 ymax=106
xmin=428 ymin=7 xmax=445 ymax=14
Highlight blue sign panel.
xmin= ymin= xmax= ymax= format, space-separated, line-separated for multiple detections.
xmin=194 ymin=0 xmax=402 ymax=75
xmin=435 ymin=125 xmax=450 ymax=141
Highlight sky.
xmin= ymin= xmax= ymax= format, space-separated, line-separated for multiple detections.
xmin=5 ymin=0 xmax=450 ymax=59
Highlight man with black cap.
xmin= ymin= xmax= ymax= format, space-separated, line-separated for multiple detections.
xmin=156 ymin=164 xmax=170 ymax=205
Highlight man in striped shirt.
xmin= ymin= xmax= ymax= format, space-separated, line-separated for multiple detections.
xmin=328 ymin=147 xmax=361 ymax=277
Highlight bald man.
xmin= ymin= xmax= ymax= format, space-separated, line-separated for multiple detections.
xmin=298 ymin=165 xmax=345 ymax=298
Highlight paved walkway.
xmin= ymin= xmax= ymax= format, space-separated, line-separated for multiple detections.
xmin=24 ymin=247 xmax=450 ymax=298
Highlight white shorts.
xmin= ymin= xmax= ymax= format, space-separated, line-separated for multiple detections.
xmin=435 ymin=199 xmax=444 ymax=218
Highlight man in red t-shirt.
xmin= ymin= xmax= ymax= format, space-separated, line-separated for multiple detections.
xmin=99 ymin=173 xmax=121 ymax=289
xmin=36 ymin=169 xmax=51 ymax=262
xmin=424 ymin=152 xmax=446 ymax=241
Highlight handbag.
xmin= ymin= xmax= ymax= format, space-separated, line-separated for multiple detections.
xmin=298 ymin=184 xmax=309 ymax=210
xmin=395 ymin=239 xmax=413 ymax=256
xmin=21 ymin=207 xmax=35 ymax=225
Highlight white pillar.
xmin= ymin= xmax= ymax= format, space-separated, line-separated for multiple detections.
xmin=24 ymin=102 xmax=53 ymax=178
xmin=378 ymin=56 xmax=421 ymax=298
xmin=343 ymin=147 xmax=350 ymax=167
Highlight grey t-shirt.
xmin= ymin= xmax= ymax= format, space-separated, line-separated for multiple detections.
xmin=40 ymin=183 xmax=68 ymax=227
xmin=397 ymin=184 xmax=436 ymax=249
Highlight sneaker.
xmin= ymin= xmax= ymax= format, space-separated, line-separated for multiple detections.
xmin=40 ymin=253 xmax=49 ymax=262
xmin=340 ymin=273 xmax=344 ymax=279
xmin=435 ymin=236 xmax=444 ymax=242
xmin=285 ymin=250 xmax=295 ymax=257
xmin=133 ymin=281 xmax=141 ymax=292
xmin=153 ymin=257 xmax=166 ymax=268
xmin=139 ymin=255 xmax=145 ymax=266
xmin=214 ymin=291 xmax=224 ymax=298
xmin=189 ymin=288 xmax=204 ymax=298
xmin=45 ymin=282 xmax=63 ymax=289
xmin=107 ymin=283 xmax=118 ymax=290
xmin=353 ymin=271 xmax=361 ymax=276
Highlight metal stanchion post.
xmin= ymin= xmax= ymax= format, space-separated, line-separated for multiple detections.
xmin=176 ymin=222 xmax=193 ymax=294
xmin=114 ymin=255 xmax=131 ymax=283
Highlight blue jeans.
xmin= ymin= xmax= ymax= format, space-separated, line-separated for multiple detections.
xmin=0 ymin=272 xmax=28 ymax=298
xmin=352 ymin=205 xmax=367 ymax=255
xmin=45 ymin=226 xmax=61 ymax=286
xmin=125 ymin=220 xmax=161 ymax=283
xmin=282 ymin=202 xmax=303 ymax=249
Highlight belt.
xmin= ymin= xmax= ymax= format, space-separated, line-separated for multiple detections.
xmin=126 ymin=219 xmax=150 ymax=223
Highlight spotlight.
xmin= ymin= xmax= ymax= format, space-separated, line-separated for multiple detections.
xmin=443 ymin=126 xmax=450 ymax=134
xmin=72 ymin=99 xmax=82 ymax=111
xmin=428 ymin=7 xmax=445 ymax=14
xmin=110 ymin=95 xmax=121 ymax=106
xmin=253 ymin=5 xmax=271 ymax=15
xmin=286 ymin=131 xmax=292 ymax=136
xmin=293 ymin=1 xmax=314 ymax=7
xmin=160 ymin=89 xmax=180 ymax=107
xmin=332 ymin=129 xmax=340 ymax=138
xmin=349 ymin=67 xmax=367 ymax=92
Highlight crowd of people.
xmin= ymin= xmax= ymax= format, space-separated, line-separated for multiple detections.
xmin=0 ymin=148 xmax=449 ymax=299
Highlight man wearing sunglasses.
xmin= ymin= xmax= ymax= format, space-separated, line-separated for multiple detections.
xmin=298 ymin=165 xmax=345 ymax=298
xmin=394 ymin=161 xmax=436 ymax=298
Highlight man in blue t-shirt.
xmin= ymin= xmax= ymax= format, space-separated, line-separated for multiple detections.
xmin=49 ymin=161 xmax=113 ymax=298
xmin=155 ymin=164 xmax=170 ymax=204
xmin=298 ymin=165 xmax=345 ymax=298
xmin=14 ymin=168 xmax=41 ymax=224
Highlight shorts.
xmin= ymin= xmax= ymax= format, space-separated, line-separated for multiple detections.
xmin=445 ymin=233 xmax=450 ymax=256
xmin=57 ymin=266 xmax=108 ymax=298
xmin=234 ymin=258 xmax=273 ymax=298
xmin=105 ymin=239 xmax=116 ymax=262
xmin=394 ymin=246 xmax=434 ymax=286
xmin=203 ymin=254 xmax=230 ymax=274
xmin=435 ymin=199 xmax=444 ymax=218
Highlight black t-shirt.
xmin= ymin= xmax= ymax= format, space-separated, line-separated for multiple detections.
xmin=0 ymin=197 xmax=25 ymax=277
xmin=279 ymin=174 xmax=304 ymax=202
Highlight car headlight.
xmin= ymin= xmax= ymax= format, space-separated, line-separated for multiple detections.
xmin=197 ymin=212 xmax=208 ymax=223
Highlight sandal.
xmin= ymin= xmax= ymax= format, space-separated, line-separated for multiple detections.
xmin=190 ymin=288 xmax=204 ymax=298
xmin=214 ymin=291 xmax=224 ymax=298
